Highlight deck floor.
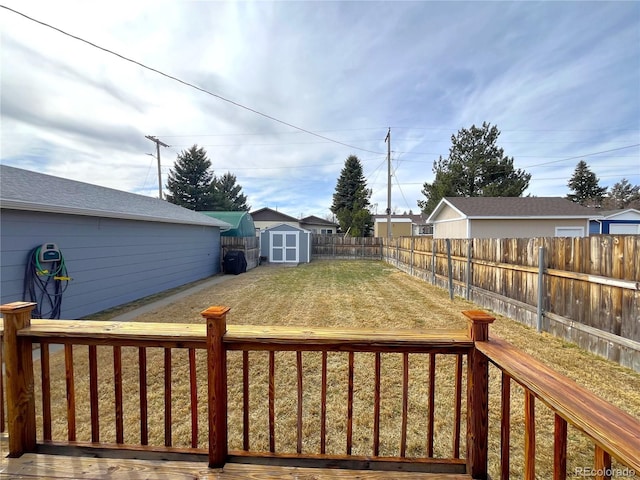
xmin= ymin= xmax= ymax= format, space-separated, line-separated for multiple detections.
xmin=1 ymin=435 xmax=470 ymax=480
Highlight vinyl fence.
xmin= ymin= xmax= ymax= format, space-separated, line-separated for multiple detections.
xmin=381 ymin=235 xmax=640 ymax=371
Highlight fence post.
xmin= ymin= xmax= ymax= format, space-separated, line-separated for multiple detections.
xmin=446 ymin=239 xmax=454 ymax=300
xmin=463 ymin=309 xmax=495 ymax=480
xmin=432 ymin=241 xmax=437 ymax=285
xmin=0 ymin=301 xmax=37 ymax=457
xmin=410 ymin=237 xmax=415 ymax=276
xmin=466 ymin=241 xmax=472 ymax=300
xmin=537 ymin=246 xmax=546 ymax=332
xmin=202 ymin=305 xmax=231 ymax=468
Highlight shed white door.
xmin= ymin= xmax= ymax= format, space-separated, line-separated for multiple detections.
xmin=270 ymin=231 xmax=299 ymax=263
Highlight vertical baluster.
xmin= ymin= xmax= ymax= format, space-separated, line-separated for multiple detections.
xmin=164 ymin=348 xmax=172 ymax=447
xmin=65 ymin=344 xmax=76 ymax=442
xmin=189 ymin=348 xmax=198 ymax=448
xmin=554 ymin=414 xmax=567 ymax=480
xmin=373 ymin=352 xmax=381 ymax=456
xmin=139 ymin=347 xmax=148 ymax=446
xmin=269 ymin=351 xmax=275 ymax=453
xmin=242 ymin=351 xmax=250 ymax=451
xmin=427 ymin=352 xmax=436 ymax=457
xmin=114 ymin=346 xmax=123 ymax=444
xmin=453 ymin=353 xmax=463 ymax=459
xmin=296 ymin=351 xmax=303 ymax=454
xmin=524 ymin=390 xmax=535 ymax=480
xmin=346 ymin=352 xmax=354 ymax=455
xmin=0 ymin=337 xmax=4 ymax=433
xmin=594 ymin=446 xmax=611 ymax=480
xmin=501 ymin=372 xmax=511 ymax=480
xmin=41 ymin=343 xmax=52 ymax=442
xmin=400 ymin=352 xmax=409 ymax=457
xmin=89 ymin=345 xmax=99 ymax=443
xmin=320 ymin=351 xmax=327 ymax=454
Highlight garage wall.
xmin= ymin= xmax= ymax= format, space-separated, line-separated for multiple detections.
xmin=1 ymin=209 xmax=221 ymax=319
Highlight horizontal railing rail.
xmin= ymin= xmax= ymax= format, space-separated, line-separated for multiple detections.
xmin=477 ymin=338 xmax=640 ymax=479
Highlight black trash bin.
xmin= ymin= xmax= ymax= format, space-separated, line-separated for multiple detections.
xmin=223 ymin=250 xmax=247 ymax=275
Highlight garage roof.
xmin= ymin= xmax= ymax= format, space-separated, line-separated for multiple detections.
xmin=0 ymin=165 xmax=230 ymax=227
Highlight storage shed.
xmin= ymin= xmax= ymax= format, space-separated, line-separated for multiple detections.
xmin=0 ymin=165 xmax=230 ymax=319
xmin=259 ymin=224 xmax=311 ymax=264
xmin=201 ymin=211 xmax=256 ymax=237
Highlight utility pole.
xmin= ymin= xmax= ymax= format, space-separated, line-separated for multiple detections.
xmin=385 ymin=128 xmax=391 ymax=238
xmin=145 ymin=135 xmax=169 ymax=200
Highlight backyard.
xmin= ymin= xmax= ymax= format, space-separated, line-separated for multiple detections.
xmin=34 ymin=260 xmax=640 ymax=478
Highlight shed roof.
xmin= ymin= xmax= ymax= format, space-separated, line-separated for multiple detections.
xmin=0 ymin=165 xmax=230 ymax=228
xmin=428 ymin=197 xmax=600 ymax=223
xmin=200 ymin=211 xmax=256 ymax=236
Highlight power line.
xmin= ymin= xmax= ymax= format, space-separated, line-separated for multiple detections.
xmin=1 ymin=5 xmax=385 ymax=156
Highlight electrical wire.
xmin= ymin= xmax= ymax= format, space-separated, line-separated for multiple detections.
xmin=1 ymin=5 xmax=385 ymax=156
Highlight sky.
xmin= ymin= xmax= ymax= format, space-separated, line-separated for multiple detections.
xmin=1 ymin=1 xmax=639 ymax=219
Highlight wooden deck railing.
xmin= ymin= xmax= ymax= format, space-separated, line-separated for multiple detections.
xmin=0 ymin=301 xmax=638 ymax=479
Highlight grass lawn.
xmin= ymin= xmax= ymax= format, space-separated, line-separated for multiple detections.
xmin=35 ymin=261 xmax=639 ymax=478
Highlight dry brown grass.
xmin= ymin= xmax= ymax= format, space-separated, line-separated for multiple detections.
xmin=33 ymin=261 xmax=640 ymax=479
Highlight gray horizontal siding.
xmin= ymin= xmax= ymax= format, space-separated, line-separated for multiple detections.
xmin=1 ymin=210 xmax=221 ymax=319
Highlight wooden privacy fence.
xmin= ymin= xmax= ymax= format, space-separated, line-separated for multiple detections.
xmin=1 ymin=301 xmax=639 ymax=479
xmin=221 ymin=236 xmax=260 ymax=270
xmin=311 ymin=235 xmax=383 ymax=259
xmin=382 ymin=235 xmax=640 ymax=372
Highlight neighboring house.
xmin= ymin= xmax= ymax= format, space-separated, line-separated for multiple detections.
xmin=589 ymin=209 xmax=640 ymax=234
xmin=299 ymin=215 xmax=338 ymax=234
xmin=259 ymin=223 xmax=311 ymax=264
xmin=0 ymin=165 xmax=230 ymax=319
xmin=427 ymin=197 xmax=600 ymax=239
xmin=251 ymin=207 xmax=300 ymax=232
xmin=373 ymin=213 xmax=433 ymax=237
xmin=201 ymin=211 xmax=256 ymax=237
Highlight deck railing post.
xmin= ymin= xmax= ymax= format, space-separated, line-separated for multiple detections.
xmin=202 ymin=305 xmax=231 ymax=468
xmin=463 ymin=309 xmax=496 ymax=480
xmin=0 ymin=301 xmax=37 ymax=457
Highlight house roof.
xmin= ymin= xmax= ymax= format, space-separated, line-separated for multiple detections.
xmin=299 ymin=215 xmax=337 ymax=226
xmin=250 ymin=207 xmax=299 ymax=223
xmin=427 ymin=197 xmax=600 ymax=223
xmin=597 ymin=208 xmax=640 ymax=219
xmin=0 ymin=165 xmax=230 ymax=228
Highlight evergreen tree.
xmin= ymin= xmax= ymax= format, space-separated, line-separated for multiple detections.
xmin=606 ymin=178 xmax=640 ymax=209
xmin=166 ymin=145 xmax=214 ymax=210
xmin=330 ymin=155 xmax=373 ymax=236
xmin=418 ymin=122 xmax=531 ymax=215
xmin=566 ymin=160 xmax=607 ymax=207
xmin=212 ymin=172 xmax=250 ymax=211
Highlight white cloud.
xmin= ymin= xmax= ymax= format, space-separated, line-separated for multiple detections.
xmin=1 ymin=1 xmax=638 ymax=217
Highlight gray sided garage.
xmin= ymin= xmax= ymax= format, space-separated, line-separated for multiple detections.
xmin=0 ymin=165 xmax=229 ymax=319
xmin=260 ymin=224 xmax=311 ymax=264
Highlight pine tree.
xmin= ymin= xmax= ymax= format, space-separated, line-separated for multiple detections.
xmin=606 ymin=178 xmax=640 ymax=209
xmin=212 ymin=172 xmax=250 ymax=211
xmin=418 ymin=122 xmax=531 ymax=215
xmin=566 ymin=160 xmax=607 ymax=207
xmin=330 ymin=155 xmax=373 ymax=236
xmin=166 ymin=145 xmax=215 ymax=211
